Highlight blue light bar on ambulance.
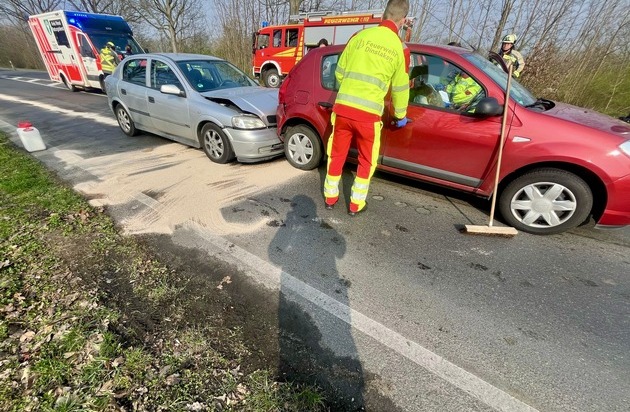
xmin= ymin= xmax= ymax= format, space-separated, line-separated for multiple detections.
xmin=64 ymin=11 xmax=134 ymax=34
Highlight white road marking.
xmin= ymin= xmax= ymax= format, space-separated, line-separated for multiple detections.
xmin=0 ymin=93 xmax=116 ymax=126
xmin=0 ymin=89 xmax=540 ymax=412
xmin=188 ymin=221 xmax=539 ymax=412
xmin=0 ymin=75 xmax=107 ymax=95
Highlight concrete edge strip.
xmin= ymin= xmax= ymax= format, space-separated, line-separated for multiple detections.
xmin=188 ymin=221 xmax=539 ymax=412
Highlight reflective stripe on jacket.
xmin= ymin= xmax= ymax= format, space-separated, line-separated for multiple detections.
xmin=500 ymin=49 xmax=525 ymax=76
xmin=100 ymin=47 xmax=118 ymax=73
xmin=446 ymin=74 xmax=481 ymax=105
xmin=333 ymin=20 xmax=409 ymax=121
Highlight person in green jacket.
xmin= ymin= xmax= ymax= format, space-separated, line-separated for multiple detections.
xmin=445 ymin=71 xmax=481 ymax=110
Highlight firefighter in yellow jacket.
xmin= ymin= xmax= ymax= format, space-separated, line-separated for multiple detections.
xmin=324 ymin=0 xmax=410 ymax=216
xmin=100 ymin=41 xmax=120 ymax=76
xmin=499 ymin=34 xmax=525 ymax=78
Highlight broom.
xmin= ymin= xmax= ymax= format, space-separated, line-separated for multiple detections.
xmin=463 ymin=64 xmax=518 ymax=237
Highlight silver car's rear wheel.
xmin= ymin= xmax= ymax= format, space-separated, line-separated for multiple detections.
xmin=499 ymin=168 xmax=592 ymax=235
xmin=200 ymin=123 xmax=235 ymax=164
xmin=284 ymin=125 xmax=323 ymax=170
xmin=115 ymin=105 xmax=138 ymax=136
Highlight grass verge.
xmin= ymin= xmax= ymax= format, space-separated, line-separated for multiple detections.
xmin=0 ymin=133 xmax=326 ymax=411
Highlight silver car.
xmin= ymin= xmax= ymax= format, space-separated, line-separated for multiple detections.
xmin=104 ymin=53 xmax=283 ymax=163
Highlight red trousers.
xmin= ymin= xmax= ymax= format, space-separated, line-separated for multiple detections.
xmin=324 ymin=113 xmax=382 ymax=212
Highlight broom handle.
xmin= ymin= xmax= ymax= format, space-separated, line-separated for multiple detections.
xmin=488 ymin=64 xmax=513 ymax=227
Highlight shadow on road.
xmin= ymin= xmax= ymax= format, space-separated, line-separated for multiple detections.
xmin=268 ymin=194 xmax=366 ymax=410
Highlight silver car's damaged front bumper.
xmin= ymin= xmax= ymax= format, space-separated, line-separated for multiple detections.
xmin=224 ymin=127 xmax=284 ymax=163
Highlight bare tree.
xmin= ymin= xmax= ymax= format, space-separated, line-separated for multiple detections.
xmin=490 ymin=0 xmax=514 ymax=52
xmin=0 ymin=0 xmax=62 ymax=22
xmin=135 ymin=0 xmax=203 ymax=52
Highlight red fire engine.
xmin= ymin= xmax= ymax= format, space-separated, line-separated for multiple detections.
xmin=252 ymin=10 xmax=386 ymax=88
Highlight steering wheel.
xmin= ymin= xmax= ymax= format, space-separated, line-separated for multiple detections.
xmin=488 ymin=51 xmax=509 ymax=74
xmin=219 ymin=80 xmax=238 ymax=88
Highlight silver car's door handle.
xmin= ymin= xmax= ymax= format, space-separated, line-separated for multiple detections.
xmin=148 ymin=96 xmax=155 ymax=103
xmin=121 ymin=89 xmax=127 ymax=95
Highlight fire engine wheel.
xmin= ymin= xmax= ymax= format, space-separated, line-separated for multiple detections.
xmin=115 ymin=105 xmax=138 ymax=136
xmin=498 ymin=168 xmax=593 ymax=235
xmin=200 ymin=123 xmax=235 ymax=164
xmin=61 ymin=74 xmax=79 ymax=92
xmin=263 ymin=68 xmax=281 ymax=88
xmin=284 ymin=124 xmax=323 ymax=170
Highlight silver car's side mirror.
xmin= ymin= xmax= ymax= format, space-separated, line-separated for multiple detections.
xmin=160 ymin=84 xmax=185 ymax=97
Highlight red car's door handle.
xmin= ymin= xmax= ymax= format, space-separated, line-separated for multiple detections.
xmin=318 ymin=102 xmax=333 ymax=109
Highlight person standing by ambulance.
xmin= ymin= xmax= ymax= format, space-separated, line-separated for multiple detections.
xmin=100 ymin=41 xmax=120 ymax=77
xmin=323 ymin=0 xmax=411 ymax=216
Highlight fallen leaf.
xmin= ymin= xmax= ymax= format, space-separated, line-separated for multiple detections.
xmin=20 ymin=331 xmax=35 ymax=343
xmin=98 ymin=380 xmax=114 ymax=394
xmin=112 ymin=356 xmax=124 ymax=368
xmin=165 ymin=373 xmax=180 ymax=386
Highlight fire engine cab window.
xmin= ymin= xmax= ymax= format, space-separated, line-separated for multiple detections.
xmin=258 ymin=34 xmax=269 ymax=49
xmin=273 ymin=30 xmax=281 ymax=47
xmin=123 ymin=59 xmax=147 ymax=86
xmin=285 ymin=29 xmax=298 ymax=47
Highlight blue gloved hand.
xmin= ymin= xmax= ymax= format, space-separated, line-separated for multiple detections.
xmin=394 ymin=117 xmax=409 ymax=128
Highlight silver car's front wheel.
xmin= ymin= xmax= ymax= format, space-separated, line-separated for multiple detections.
xmin=200 ymin=123 xmax=235 ymax=164
xmin=499 ymin=168 xmax=593 ymax=235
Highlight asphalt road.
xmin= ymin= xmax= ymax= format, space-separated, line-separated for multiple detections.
xmin=1 ymin=68 xmax=629 ymax=412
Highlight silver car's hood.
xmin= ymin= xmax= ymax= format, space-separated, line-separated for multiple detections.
xmin=200 ymin=87 xmax=279 ymax=125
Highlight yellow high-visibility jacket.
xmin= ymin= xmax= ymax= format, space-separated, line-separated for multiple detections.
xmin=446 ymin=74 xmax=481 ymax=105
xmin=500 ymin=49 xmax=525 ymax=77
xmin=333 ymin=20 xmax=409 ymax=121
xmin=100 ymin=47 xmax=118 ymax=74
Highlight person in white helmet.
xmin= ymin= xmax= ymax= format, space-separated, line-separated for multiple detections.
xmin=499 ymin=34 xmax=525 ymax=78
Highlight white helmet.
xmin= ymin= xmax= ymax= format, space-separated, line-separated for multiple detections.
xmin=502 ymin=34 xmax=517 ymax=44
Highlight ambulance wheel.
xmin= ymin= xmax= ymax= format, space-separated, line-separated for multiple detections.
xmin=99 ymin=78 xmax=107 ymax=95
xmin=61 ymin=74 xmax=79 ymax=92
xmin=263 ymin=68 xmax=281 ymax=88
xmin=115 ymin=104 xmax=138 ymax=136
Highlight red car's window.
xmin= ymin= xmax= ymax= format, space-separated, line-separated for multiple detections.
xmin=410 ymin=53 xmax=485 ymax=113
xmin=321 ymin=54 xmax=340 ymax=91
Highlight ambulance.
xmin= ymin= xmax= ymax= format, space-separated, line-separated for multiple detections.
xmin=28 ymin=10 xmax=144 ymax=92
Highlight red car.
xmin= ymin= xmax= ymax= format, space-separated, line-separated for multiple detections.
xmin=277 ymin=44 xmax=630 ymax=235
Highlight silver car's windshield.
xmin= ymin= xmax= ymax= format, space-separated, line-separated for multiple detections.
xmin=177 ymin=60 xmax=257 ymax=92
xmin=465 ymin=53 xmax=537 ymax=106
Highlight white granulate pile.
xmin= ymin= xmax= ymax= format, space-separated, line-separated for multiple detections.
xmin=67 ymin=142 xmax=301 ymax=235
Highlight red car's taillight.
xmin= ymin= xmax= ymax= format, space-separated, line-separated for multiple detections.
xmin=278 ymin=75 xmax=290 ymax=104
